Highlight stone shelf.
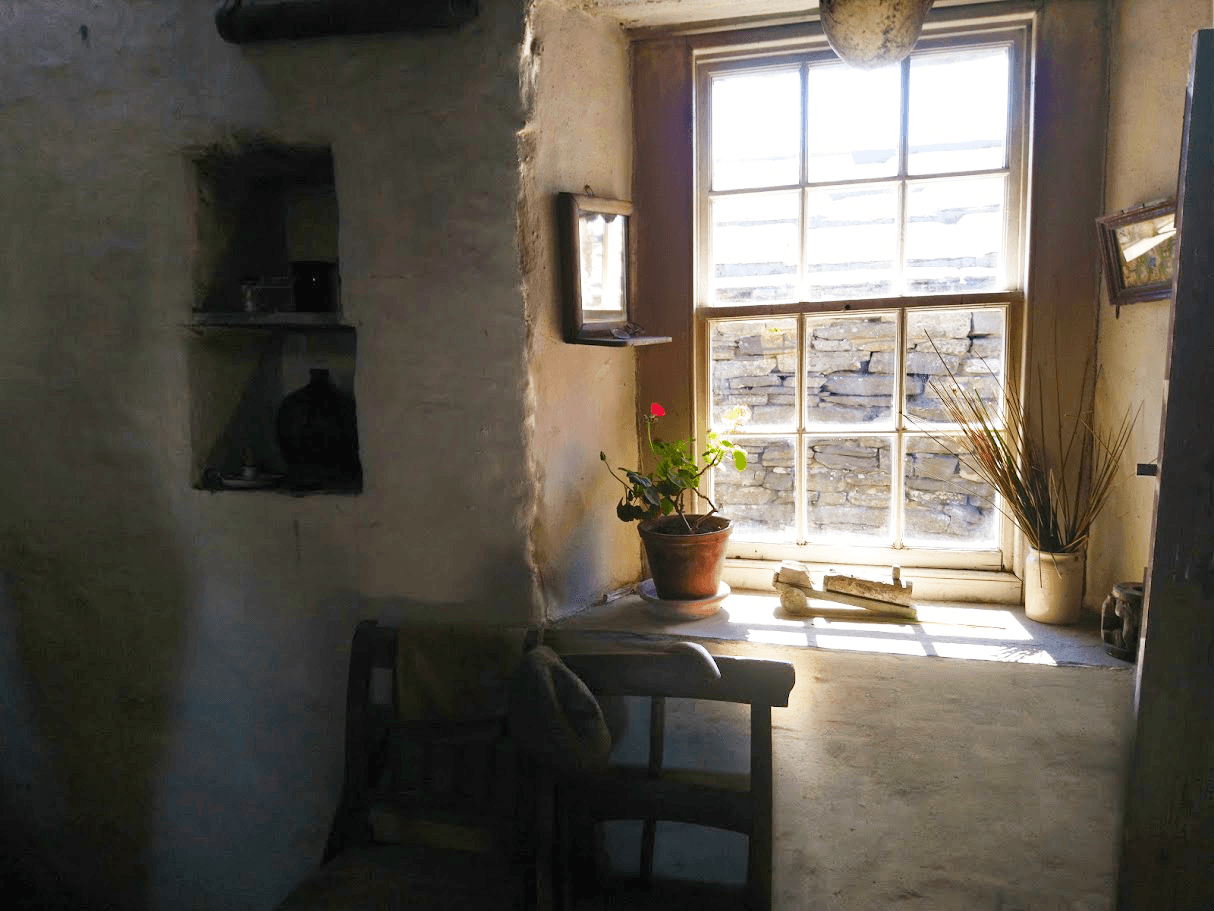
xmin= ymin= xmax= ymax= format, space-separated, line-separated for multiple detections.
xmin=568 ymin=328 xmax=671 ymax=347
xmin=190 ymin=312 xmax=350 ymax=331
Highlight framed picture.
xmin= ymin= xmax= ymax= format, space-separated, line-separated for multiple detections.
xmin=558 ymin=192 xmax=668 ymax=347
xmin=1096 ymin=199 xmax=1177 ymax=307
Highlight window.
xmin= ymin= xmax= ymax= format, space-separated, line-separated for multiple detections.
xmin=694 ymin=24 xmax=1029 ymax=571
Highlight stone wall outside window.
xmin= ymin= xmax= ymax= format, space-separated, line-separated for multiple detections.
xmin=711 ymin=310 xmax=1001 ymax=545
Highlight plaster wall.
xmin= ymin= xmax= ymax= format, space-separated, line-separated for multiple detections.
xmin=0 ymin=2 xmax=537 ymax=908
xmin=521 ymin=2 xmax=643 ymax=620
xmin=1088 ymin=0 xmax=1210 ymax=610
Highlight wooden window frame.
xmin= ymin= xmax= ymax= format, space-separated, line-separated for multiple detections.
xmin=690 ymin=20 xmax=1033 ymax=573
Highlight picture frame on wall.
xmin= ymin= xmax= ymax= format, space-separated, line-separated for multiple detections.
xmin=558 ymin=192 xmax=669 ymax=347
xmin=1096 ymin=198 xmax=1177 ymax=309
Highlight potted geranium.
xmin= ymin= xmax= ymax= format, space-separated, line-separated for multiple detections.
xmin=601 ymin=403 xmax=747 ymax=602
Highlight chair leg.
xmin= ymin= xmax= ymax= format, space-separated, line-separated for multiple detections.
xmin=533 ymin=768 xmax=556 ymax=911
xmin=640 ymin=695 xmax=666 ymax=883
xmin=748 ymin=703 xmax=773 ymax=911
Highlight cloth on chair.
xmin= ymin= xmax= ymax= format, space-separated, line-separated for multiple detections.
xmin=396 ymin=624 xmax=529 ymax=722
xmin=275 ymin=621 xmax=539 ymax=911
xmin=507 ymin=644 xmax=618 ymax=774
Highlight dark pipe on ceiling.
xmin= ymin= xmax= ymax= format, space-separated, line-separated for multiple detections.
xmin=215 ymin=0 xmax=479 ymax=44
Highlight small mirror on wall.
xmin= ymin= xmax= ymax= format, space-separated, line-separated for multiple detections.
xmin=559 ymin=192 xmax=670 ymax=347
xmin=1097 ymin=198 xmax=1177 ymax=308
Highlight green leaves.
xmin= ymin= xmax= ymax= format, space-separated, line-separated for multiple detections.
xmin=602 ymin=409 xmax=749 ymax=525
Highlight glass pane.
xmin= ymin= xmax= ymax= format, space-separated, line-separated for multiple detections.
xmin=806 ymin=184 xmax=898 ymax=300
xmin=805 ymin=313 xmax=896 ymax=427
xmin=710 ymin=319 xmax=798 ymax=431
xmin=904 ymin=176 xmax=1005 ymax=294
xmin=908 ymin=47 xmax=1010 ymax=175
xmin=806 ymin=63 xmax=901 ymax=182
xmin=903 ymin=436 xmax=999 ymax=548
xmin=711 ymin=192 xmax=799 ymax=304
xmin=712 ymin=68 xmax=802 ymax=191
xmin=714 ymin=437 xmax=796 ymax=542
xmin=903 ymin=308 xmax=1005 ymax=426
xmin=805 ymin=435 xmax=892 ymax=543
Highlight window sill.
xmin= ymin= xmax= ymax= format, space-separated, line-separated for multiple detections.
xmin=723 ymin=559 xmax=1022 ymax=604
xmin=557 ymin=583 xmax=1128 ymax=669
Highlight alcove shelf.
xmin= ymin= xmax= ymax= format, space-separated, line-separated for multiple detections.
xmin=567 ymin=329 xmax=672 ymax=347
xmin=189 ymin=139 xmax=361 ymax=495
xmin=190 ymin=312 xmax=351 ymax=331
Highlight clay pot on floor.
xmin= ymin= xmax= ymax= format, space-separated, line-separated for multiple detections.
xmin=1024 ymin=548 xmax=1086 ymax=625
xmin=638 ymin=515 xmax=732 ymax=601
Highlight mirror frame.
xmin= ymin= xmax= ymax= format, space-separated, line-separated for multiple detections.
xmin=560 ymin=192 xmax=636 ymax=343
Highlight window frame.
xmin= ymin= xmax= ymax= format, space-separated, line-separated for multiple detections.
xmin=690 ymin=20 xmax=1033 ymax=573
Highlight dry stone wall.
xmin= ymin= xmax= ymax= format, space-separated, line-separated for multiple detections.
xmin=711 ymin=309 xmax=1002 ymax=544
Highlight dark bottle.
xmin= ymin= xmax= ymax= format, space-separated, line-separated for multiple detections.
xmin=276 ymin=368 xmax=361 ymax=489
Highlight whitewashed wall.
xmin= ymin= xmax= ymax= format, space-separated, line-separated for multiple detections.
xmin=0 ymin=3 xmax=539 ymax=908
xmin=1089 ymin=0 xmax=1211 ymax=609
xmin=521 ymin=1 xmax=641 ymax=620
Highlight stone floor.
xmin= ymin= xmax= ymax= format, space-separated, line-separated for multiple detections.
xmin=557 ymin=591 xmax=1135 ymax=910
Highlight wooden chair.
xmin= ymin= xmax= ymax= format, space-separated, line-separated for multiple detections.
xmin=544 ymin=641 xmax=796 ymax=911
xmin=275 ymin=620 xmax=540 ymax=911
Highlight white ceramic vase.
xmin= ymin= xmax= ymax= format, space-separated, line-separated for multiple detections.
xmin=1024 ymin=548 xmax=1086 ymax=625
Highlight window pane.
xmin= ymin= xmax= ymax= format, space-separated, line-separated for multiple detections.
xmin=806 ymin=63 xmax=900 ymax=182
xmin=903 ymin=436 xmax=999 ymax=548
xmin=805 ymin=313 xmax=896 ymax=427
xmin=806 ymin=183 xmax=898 ymax=300
xmin=712 ymin=192 xmax=799 ymax=304
xmin=904 ymin=176 xmax=1005 ymax=294
xmin=903 ymin=308 xmax=1005 ymax=426
xmin=715 ymin=437 xmax=796 ymax=542
xmin=805 ymin=435 xmax=892 ymax=543
xmin=711 ymin=319 xmax=797 ymax=431
xmin=712 ymin=68 xmax=802 ymax=191
xmin=908 ymin=47 xmax=1010 ymax=175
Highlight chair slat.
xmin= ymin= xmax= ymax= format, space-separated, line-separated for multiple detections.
xmin=560 ymin=652 xmax=795 ymax=707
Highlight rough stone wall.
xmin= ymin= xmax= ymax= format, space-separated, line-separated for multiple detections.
xmin=710 ymin=310 xmax=1001 ymax=544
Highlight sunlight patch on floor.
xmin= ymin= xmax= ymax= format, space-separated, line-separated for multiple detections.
xmin=816 ymin=635 xmax=929 ymax=656
xmin=746 ymin=628 xmax=811 ymax=647
xmin=722 ymin=592 xmax=1067 ymax=664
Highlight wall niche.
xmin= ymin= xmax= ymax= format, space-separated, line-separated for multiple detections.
xmin=188 ymin=139 xmax=361 ymax=494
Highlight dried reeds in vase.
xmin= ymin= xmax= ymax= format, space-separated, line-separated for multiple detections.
xmin=922 ymin=337 xmax=1136 ymax=555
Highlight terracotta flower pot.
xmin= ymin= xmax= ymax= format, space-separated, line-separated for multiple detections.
xmin=638 ymin=515 xmax=732 ymax=601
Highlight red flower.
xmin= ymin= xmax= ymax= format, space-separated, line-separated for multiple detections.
xmin=650 ymin=403 xmax=666 ymax=417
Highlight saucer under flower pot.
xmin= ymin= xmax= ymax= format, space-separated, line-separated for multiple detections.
xmin=638 ymin=578 xmax=731 ymax=620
